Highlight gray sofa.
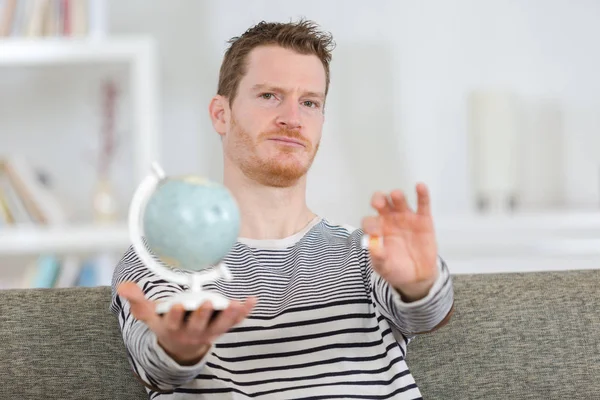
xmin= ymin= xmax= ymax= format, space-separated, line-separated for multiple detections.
xmin=1 ymin=268 xmax=599 ymax=399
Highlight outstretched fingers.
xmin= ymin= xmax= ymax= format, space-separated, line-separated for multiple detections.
xmin=389 ymin=190 xmax=411 ymax=213
xmin=415 ymin=183 xmax=431 ymax=216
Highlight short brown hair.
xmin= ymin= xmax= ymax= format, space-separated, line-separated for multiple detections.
xmin=217 ymin=19 xmax=335 ymax=105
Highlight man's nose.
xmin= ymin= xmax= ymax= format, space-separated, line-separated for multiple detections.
xmin=276 ymin=99 xmax=302 ymax=130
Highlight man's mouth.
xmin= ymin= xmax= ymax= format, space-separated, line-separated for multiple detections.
xmin=268 ymin=136 xmax=306 ymax=148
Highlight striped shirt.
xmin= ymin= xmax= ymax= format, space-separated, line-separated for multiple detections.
xmin=110 ymin=216 xmax=454 ymax=399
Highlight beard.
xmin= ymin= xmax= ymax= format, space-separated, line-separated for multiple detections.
xmin=227 ymin=115 xmax=320 ymax=188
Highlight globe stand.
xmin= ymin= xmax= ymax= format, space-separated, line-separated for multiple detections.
xmin=128 ymin=162 xmax=233 ymax=316
xmin=153 ymin=263 xmax=233 ymax=315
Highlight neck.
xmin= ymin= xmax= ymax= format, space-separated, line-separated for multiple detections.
xmin=223 ymin=162 xmax=316 ymax=241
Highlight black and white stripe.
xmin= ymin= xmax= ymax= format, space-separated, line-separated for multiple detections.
xmin=110 ymin=217 xmax=453 ymax=399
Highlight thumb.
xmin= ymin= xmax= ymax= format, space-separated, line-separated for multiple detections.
xmin=366 ymin=236 xmax=387 ymax=266
xmin=117 ymin=282 xmax=157 ymax=324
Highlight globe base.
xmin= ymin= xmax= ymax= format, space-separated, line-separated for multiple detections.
xmin=155 ymin=290 xmax=230 ymax=315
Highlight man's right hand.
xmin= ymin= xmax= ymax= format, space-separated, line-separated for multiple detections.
xmin=117 ymin=282 xmax=257 ymax=366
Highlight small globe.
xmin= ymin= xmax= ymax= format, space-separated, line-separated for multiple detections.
xmin=141 ymin=176 xmax=240 ymax=271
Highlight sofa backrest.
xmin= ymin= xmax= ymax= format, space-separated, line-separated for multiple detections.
xmin=406 ymin=268 xmax=600 ymax=399
xmin=1 ymin=269 xmax=599 ymax=399
xmin=0 ymin=286 xmax=147 ymax=400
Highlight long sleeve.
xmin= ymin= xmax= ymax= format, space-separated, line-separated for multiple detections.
xmin=109 ymin=246 xmax=211 ymax=392
xmin=351 ymin=229 xmax=454 ymax=338
xmin=369 ymin=256 xmax=454 ymax=337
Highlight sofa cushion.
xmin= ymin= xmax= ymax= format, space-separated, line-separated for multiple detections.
xmin=2 ymin=269 xmax=599 ymax=399
xmin=406 ymin=268 xmax=600 ymax=399
xmin=0 ymin=286 xmax=147 ymax=400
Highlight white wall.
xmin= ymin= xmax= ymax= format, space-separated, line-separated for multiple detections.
xmin=110 ymin=0 xmax=600 ymax=226
xmin=2 ymin=0 xmax=599 ymax=227
xmin=390 ymin=0 xmax=600 ymax=215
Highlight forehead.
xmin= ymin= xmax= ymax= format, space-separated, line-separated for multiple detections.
xmin=240 ymin=45 xmax=326 ymax=93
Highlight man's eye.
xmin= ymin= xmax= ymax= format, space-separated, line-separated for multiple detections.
xmin=303 ymin=100 xmax=319 ymax=108
xmin=260 ymin=93 xmax=274 ymax=100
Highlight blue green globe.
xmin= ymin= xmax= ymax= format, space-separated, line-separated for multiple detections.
xmin=142 ymin=176 xmax=240 ymax=271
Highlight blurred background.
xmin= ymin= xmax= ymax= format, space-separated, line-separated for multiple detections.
xmin=1 ymin=0 xmax=599 ymax=289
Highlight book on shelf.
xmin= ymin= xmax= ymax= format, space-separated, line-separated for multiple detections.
xmin=0 ymin=154 xmax=118 ymax=288
xmin=0 ymin=0 xmax=107 ymax=39
xmin=18 ymin=252 xmax=118 ymax=288
xmin=0 ymin=154 xmax=68 ymax=226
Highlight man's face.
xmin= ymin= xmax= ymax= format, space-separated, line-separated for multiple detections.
xmin=220 ymin=45 xmax=326 ymax=187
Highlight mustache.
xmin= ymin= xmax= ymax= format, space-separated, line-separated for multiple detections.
xmin=259 ymin=129 xmax=310 ymax=147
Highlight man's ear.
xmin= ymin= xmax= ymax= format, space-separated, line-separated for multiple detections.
xmin=209 ymin=95 xmax=229 ymax=138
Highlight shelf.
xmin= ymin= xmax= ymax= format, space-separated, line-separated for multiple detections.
xmin=434 ymin=210 xmax=600 ymax=260
xmin=0 ymin=224 xmax=130 ymax=256
xmin=438 ymin=237 xmax=600 ymax=259
xmin=1 ymin=211 xmax=599 ymax=263
xmin=0 ymin=36 xmax=155 ymax=66
xmin=447 ymin=256 xmax=600 ymax=275
xmin=434 ymin=210 xmax=600 ymax=233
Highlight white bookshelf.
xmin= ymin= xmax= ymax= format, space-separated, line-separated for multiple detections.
xmin=0 ymin=37 xmax=152 ymax=66
xmin=0 ymin=36 xmax=160 ymax=184
xmin=0 ymin=36 xmax=159 ymax=264
xmin=0 ymin=224 xmax=129 ymax=255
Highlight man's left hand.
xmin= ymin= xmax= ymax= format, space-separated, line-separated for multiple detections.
xmin=362 ymin=183 xmax=439 ymax=302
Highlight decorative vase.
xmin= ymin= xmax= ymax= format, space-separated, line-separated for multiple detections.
xmin=468 ymin=90 xmax=520 ymax=214
xmin=92 ymin=175 xmax=118 ymax=223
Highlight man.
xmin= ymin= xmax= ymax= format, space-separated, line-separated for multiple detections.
xmin=111 ymin=19 xmax=454 ymax=399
